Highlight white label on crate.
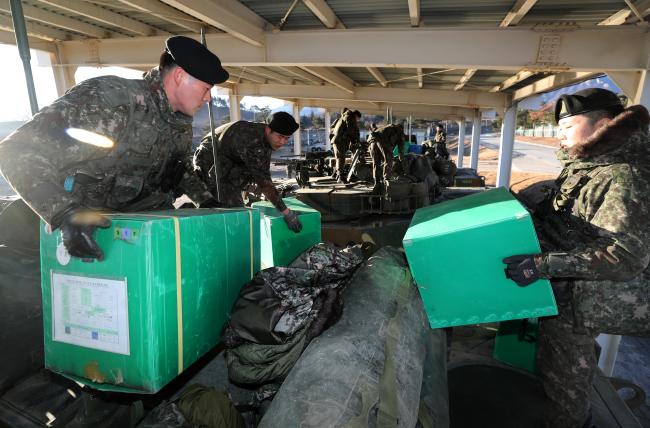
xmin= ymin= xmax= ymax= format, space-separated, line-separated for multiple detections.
xmin=51 ymin=272 xmax=130 ymax=355
xmin=56 ymin=243 xmax=71 ymax=266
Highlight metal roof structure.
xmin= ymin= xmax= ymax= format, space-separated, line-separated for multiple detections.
xmin=0 ymin=1 xmax=648 ymax=113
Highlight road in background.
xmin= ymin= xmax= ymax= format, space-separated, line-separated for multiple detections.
xmin=465 ymin=133 xmax=562 ymax=175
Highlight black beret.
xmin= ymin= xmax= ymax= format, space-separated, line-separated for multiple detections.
xmin=165 ymin=36 xmax=229 ymax=85
xmin=555 ymin=88 xmax=623 ymax=123
xmin=267 ymin=112 xmax=299 ymax=136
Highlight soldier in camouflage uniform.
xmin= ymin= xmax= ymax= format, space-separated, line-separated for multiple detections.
xmin=0 ymin=36 xmax=228 ymax=261
xmin=423 ymin=124 xmax=450 ymax=160
xmin=368 ymin=123 xmax=407 ymax=191
xmin=193 ymin=112 xmax=303 ymax=232
xmin=503 ymin=89 xmax=650 ymax=428
xmin=330 ymin=109 xmax=361 ymax=183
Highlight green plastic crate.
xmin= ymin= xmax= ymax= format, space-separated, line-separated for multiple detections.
xmin=402 ymin=188 xmax=557 ymax=329
xmin=40 ymin=208 xmax=260 ymax=393
xmin=252 ymin=198 xmax=321 ymax=268
xmin=493 ymin=318 xmax=539 ymax=373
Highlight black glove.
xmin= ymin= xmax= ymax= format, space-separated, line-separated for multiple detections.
xmin=503 ymin=254 xmax=542 ymax=287
xmin=283 ymin=210 xmax=303 ymax=233
xmin=198 ymin=197 xmax=220 ymax=208
xmin=60 ymin=210 xmax=111 ymax=261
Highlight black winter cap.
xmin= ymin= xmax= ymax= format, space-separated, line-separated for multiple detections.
xmin=267 ymin=112 xmax=299 ymax=136
xmin=555 ymin=88 xmax=623 ymax=123
xmin=165 ymin=36 xmax=229 ymax=85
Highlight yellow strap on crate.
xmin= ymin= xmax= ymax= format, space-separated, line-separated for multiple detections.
xmin=106 ymin=213 xmax=185 ymax=373
xmin=106 ymin=209 xmax=255 ymax=374
xmin=172 ymin=216 xmax=183 ymax=373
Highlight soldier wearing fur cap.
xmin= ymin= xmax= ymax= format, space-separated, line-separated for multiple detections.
xmin=0 ymin=35 xmax=229 ymax=261
xmin=502 ymin=88 xmax=650 ymax=427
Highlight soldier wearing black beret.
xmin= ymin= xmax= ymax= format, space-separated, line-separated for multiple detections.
xmin=502 ymin=87 xmax=650 ymax=427
xmin=0 ymin=35 xmax=229 ymax=260
xmin=193 ymin=111 xmax=304 ymax=233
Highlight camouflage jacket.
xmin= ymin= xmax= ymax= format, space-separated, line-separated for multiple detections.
xmin=368 ymin=124 xmax=406 ymax=153
xmin=0 ymin=67 xmax=212 ymax=226
xmin=536 ymin=106 xmax=650 ymax=281
xmin=194 ymin=121 xmax=286 ymax=212
xmin=330 ymin=111 xmax=360 ymax=148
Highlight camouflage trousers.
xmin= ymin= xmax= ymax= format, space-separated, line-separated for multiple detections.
xmin=331 ymin=141 xmax=349 ymax=178
xmin=537 ymin=276 xmax=650 ymax=427
xmin=370 ymin=141 xmax=394 ymax=184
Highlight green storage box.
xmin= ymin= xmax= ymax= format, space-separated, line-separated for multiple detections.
xmin=40 ymin=208 xmax=260 ymax=393
xmin=252 ymin=198 xmax=321 ymax=268
xmin=493 ymin=318 xmax=539 ymax=373
xmin=402 ymin=187 xmax=557 ymax=329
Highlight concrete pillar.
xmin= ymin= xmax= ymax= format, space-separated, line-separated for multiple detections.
xmin=228 ymin=92 xmax=241 ymax=122
xmin=50 ymin=46 xmax=76 ymax=96
xmin=324 ymin=110 xmax=331 ymax=151
xmin=456 ymin=118 xmax=465 ymax=168
xmin=496 ymin=103 xmax=518 ymax=188
xmin=293 ymin=103 xmax=301 ymax=156
xmin=470 ymin=110 xmax=481 ymax=171
xmin=608 ymin=70 xmax=650 ymax=109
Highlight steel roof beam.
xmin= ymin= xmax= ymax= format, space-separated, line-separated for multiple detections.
xmin=455 ymin=68 xmax=476 ymax=91
xmin=500 ymin=0 xmax=538 ymax=27
xmin=160 ymin=0 xmax=266 ymax=47
xmin=0 ymin=13 xmax=70 ymax=41
xmin=231 ymin=83 xmax=508 ymax=109
xmin=0 ymin=0 xmax=114 ymax=38
xmin=0 ymin=27 xmax=55 ymax=50
xmin=512 ymin=71 xmax=600 ymax=101
xmin=55 ymin=28 xmax=650 ymax=72
xmin=225 ymin=67 xmax=267 ymax=84
xmin=302 ymin=0 xmax=344 ymax=29
xmin=367 ymin=67 xmax=387 ymax=87
xmin=279 ymin=66 xmax=323 ymax=84
xmin=599 ymin=0 xmax=650 ymax=25
xmin=241 ymin=67 xmax=294 ymax=84
xmin=599 ymin=9 xmax=632 ymax=25
xmin=625 ymin=0 xmax=650 ymax=23
xmin=117 ymin=0 xmax=203 ymax=33
xmin=301 ymin=66 xmax=355 ymax=93
xmin=408 ymin=0 xmax=420 ymax=27
xmin=296 ymin=97 xmax=476 ymax=118
xmin=490 ymin=70 xmax=534 ymax=92
xmin=39 ymin=0 xmax=167 ymax=36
